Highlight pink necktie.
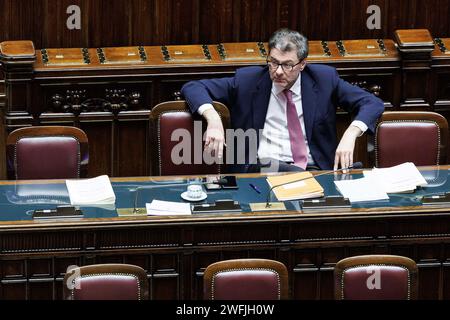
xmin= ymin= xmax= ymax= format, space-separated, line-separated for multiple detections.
xmin=284 ymin=89 xmax=308 ymax=169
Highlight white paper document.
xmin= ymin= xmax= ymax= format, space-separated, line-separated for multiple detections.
xmin=334 ymin=177 xmax=389 ymax=203
xmin=363 ymin=162 xmax=427 ymax=193
xmin=146 ymin=200 xmax=192 ymax=216
xmin=66 ymin=175 xmax=116 ymax=205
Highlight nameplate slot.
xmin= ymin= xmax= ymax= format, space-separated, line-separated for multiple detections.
xmin=301 ymin=196 xmax=351 ymax=211
xmin=32 ymin=206 xmax=83 ymax=219
xmin=192 ymin=199 xmax=241 ymax=214
xmin=422 ymin=193 xmax=450 ymax=205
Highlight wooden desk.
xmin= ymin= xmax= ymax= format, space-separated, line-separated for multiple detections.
xmin=0 ymin=168 xmax=450 ymax=299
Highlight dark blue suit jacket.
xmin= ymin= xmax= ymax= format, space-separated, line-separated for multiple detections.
xmin=181 ymin=64 xmax=384 ymax=172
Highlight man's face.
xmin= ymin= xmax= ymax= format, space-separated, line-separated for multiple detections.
xmin=267 ymin=48 xmax=306 ymax=90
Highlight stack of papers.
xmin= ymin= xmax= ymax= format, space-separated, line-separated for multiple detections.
xmin=363 ymin=162 xmax=427 ymax=193
xmin=266 ymin=172 xmax=324 ymax=201
xmin=146 ymin=200 xmax=192 ymax=216
xmin=334 ymin=177 xmax=389 ymax=203
xmin=66 ymin=175 xmax=116 ymax=205
xmin=334 ymin=162 xmax=428 ymax=203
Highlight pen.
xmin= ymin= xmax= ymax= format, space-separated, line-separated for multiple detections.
xmin=249 ymin=183 xmax=261 ymax=194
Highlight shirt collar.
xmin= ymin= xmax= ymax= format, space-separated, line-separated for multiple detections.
xmin=272 ymin=73 xmax=302 ymax=97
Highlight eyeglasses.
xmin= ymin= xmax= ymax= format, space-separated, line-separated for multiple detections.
xmin=266 ymin=58 xmax=302 ymax=73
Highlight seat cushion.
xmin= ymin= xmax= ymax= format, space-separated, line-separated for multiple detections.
xmin=15 ymin=136 xmax=80 ymax=179
xmin=71 ymin=274 xmax=141 ymax=300
xmin=341 ymin=265 xmax=410 ymax=300
xmin=159 ymin=112 xmax=221 ymax=175
xmin=376 ymin=121 xmax=440 ymax=167
xmin=212 ymin=269 xmax=280 ymax=300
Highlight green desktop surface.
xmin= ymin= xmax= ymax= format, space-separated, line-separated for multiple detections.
xmin=0 ymin=168 xmax=448 ymax=221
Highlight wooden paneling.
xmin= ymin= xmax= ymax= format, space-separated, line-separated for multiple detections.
xmin=1 ymin=195 xmax=450 ymax=300
xmin=1 ymin=0 xmax=450 ymax=49
xmin=80 ymin=120 xmax=114 ymax=177
xmin=129 ymin=0 xmax=157 ymax=45
xmin=87 ymin=0 xmax=131 ymax=47
xmin=42 ymin=0 xmax=86 ymax=48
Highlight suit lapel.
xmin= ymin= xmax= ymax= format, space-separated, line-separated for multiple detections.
xmin=251 ymin=71 xmax=272 ymax=131
xmin=301 ymin=70 xmax=318 ymax=142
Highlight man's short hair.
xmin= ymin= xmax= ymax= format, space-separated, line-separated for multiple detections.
xmin=268 ymin=28 xmax=309 ymax=61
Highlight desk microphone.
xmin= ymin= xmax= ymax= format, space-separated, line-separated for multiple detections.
xmin=133 ymin=178 xmax=228 ymax=213
xmin=265 ymin=162 xmax=363 ymax=208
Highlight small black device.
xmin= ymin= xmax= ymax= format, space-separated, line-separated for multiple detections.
xmin=192 ymin=199 xmax=242 ymax=214
xmin=220 ymin=176 xmax=239 ymax=189
xmin=301 ymin=196 xmax=351 ymax=211
xmin=422 ymin=193 xmax=450 ymax=205
xmin=32 ymin=206 xmax=83 ymax=219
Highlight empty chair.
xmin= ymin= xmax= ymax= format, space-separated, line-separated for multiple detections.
xmin=6 ymin=126 xmax=89 ymax=179
xmin=63 ymin=264 xmax=149 ymax=300
xmin=334 ymin=254 xmax=418 ymax=300
xmin=203 ymin=258 xmax=288 ymax=300
xmin=150 ymin=100 xmax=230 ymax=176
xmin=374 ymin=111 xmax=448 ymax=168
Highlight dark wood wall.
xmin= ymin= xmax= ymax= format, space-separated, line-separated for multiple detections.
xmin=1 ymin=0 xmax=450 ymax=49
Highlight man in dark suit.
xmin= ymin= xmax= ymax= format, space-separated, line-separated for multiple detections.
xmin=181 ymin=28 xmax=384 ymax=173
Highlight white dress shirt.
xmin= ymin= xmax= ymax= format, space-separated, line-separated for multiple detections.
xmin=257 ymin=74 xmax=311 ymax=162
xmin=197 ymin=74 xmax=368 ymax=166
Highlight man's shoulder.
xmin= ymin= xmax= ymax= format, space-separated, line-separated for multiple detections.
xmin=235 ymin=66 xmax=267 ymax=77
xmin=303 ymin=63 xmax=340 ymax=87
xmin=304 ymin=63 xmax=337 ymax=76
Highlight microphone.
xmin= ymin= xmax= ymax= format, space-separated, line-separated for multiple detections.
xmin=265 ymin=162 xmax=363 ymax=208
xmin=133 ymin=178 xmax=228 ymax=213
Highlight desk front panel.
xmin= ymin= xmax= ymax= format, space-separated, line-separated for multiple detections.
xmin=1 ymin=169 xmax=450 ymax=299
xmin=1 ymin=212 xmax=450 ymax=300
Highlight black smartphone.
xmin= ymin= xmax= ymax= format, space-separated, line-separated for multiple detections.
xmin=221 ymin=176 xmax=239 ymax=189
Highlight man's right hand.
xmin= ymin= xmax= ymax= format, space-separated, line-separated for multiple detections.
xmin=202 ymin=109 xmax=225 ymax=160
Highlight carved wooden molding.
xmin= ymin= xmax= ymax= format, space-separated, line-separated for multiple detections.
xmin=351 ymin=80 xmax=382 ymax=96
xmin=434 ymin=38 xmax=447 ymax=53
xmin=50 ymin=89 xmax=142 ymax=114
